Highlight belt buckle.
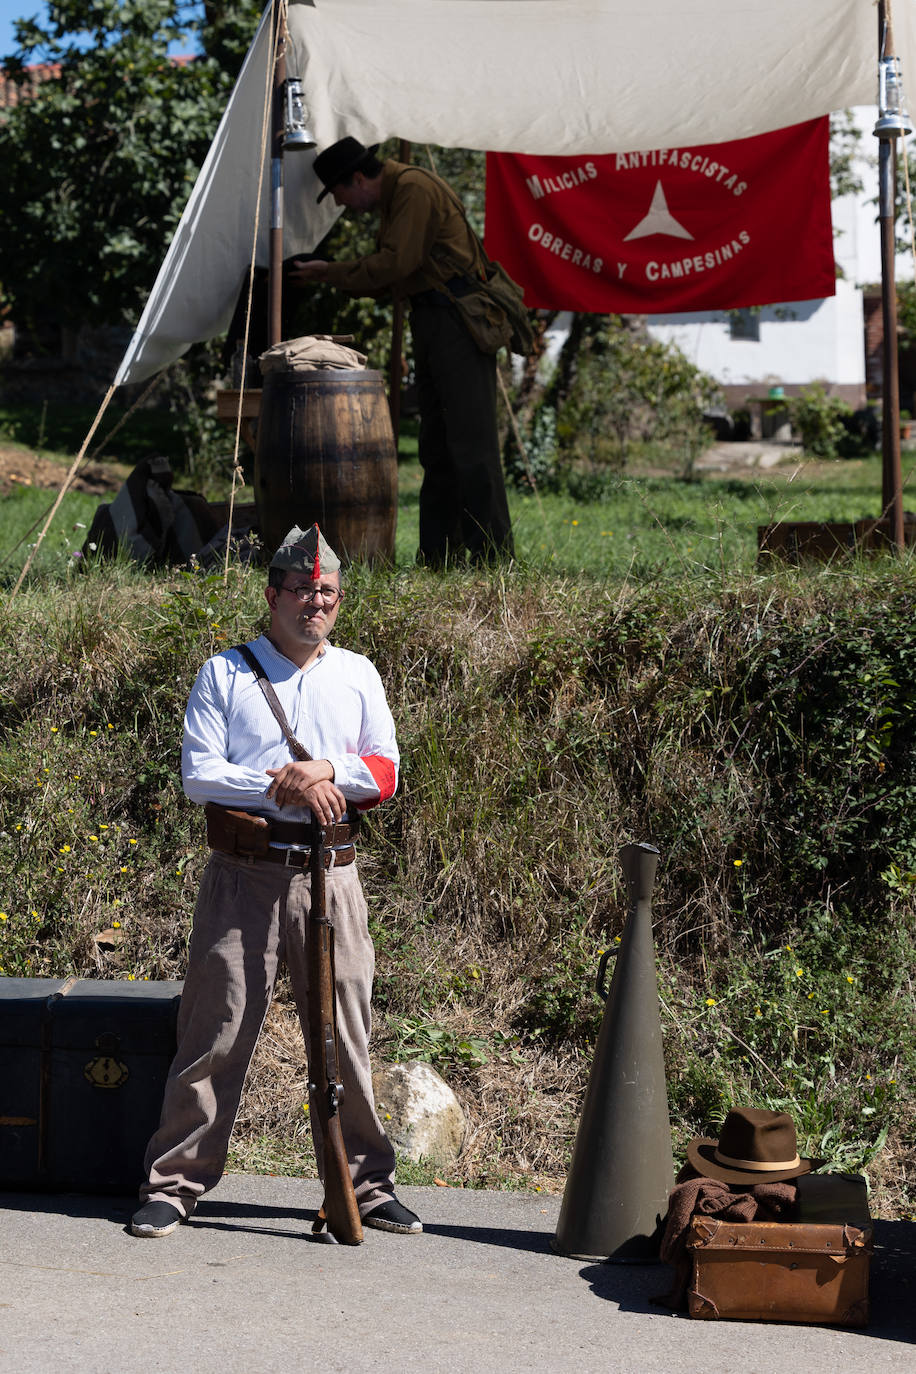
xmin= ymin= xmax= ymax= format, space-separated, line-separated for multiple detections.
xmin=284 ymin=846 xmax=309 ymax=868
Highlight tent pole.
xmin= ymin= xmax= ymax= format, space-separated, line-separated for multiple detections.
xmin=269 ymin=0 xmax=286 ymax=347
xmin=876 ymin=0 xmax=906 ymax=550
xmin=388 ymin=140 xmax=412 ymax=438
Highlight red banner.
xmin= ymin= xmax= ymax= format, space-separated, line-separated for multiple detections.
xmin=484 ymin=120 xmax=835 ymax=314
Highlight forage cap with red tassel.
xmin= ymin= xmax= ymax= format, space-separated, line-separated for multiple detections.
xmin=270 ymin=523 xmax=341 ymax=577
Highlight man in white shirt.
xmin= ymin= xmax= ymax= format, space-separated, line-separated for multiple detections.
xmin=131 ymin=524 xmax=420 ymax=1239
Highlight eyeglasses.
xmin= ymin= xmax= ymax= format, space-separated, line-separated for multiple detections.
xmin=280 ymin=583 xmax=343 ymax=606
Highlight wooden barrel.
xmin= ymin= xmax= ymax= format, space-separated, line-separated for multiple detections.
xmin=254 ymin=369 xmax=397 ymax=563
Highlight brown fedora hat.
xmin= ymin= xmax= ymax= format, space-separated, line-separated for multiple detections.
xmin=313 ymin=136 xmax=380 ymax=202
xmin=687 ymin=1107 xmax=822 ymax=1185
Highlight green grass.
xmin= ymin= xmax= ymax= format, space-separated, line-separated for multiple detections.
xmin=5 ymin=451 xmax=900 ymax=582
xmin=1 ymin=399 xmax=907 ymax=581
xmin=0 ymin=484 xmax=105 ymax=582
xmin=506 ymin=452 xmax=910 ymax=578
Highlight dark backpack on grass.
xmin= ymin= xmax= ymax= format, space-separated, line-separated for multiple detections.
xmin=82 ymin=455 xmax=220 ymax=566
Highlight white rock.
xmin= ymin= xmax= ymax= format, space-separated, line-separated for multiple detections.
xmin=372 ymin=1061 xmax=466 ymax=1164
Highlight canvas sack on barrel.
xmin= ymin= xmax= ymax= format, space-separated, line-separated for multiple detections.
xmin=259 ymin=335 xmax=367 ymax=372
xmin=660 ymin=1107 xmax=873 ymax=1326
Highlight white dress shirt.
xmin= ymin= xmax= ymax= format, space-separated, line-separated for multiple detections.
xmin=181 ymin=634 xmax=399 ymax=821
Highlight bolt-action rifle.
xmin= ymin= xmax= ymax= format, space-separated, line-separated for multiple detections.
xmin=307 ymin=820 xmax=363 ymax=1244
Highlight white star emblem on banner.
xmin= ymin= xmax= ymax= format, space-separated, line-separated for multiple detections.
xmin=623 ymin=181 xmax=694 ymax=241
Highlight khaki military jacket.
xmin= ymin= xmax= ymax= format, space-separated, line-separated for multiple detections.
xmin=321 ymin=160 xmax=479 ymax=301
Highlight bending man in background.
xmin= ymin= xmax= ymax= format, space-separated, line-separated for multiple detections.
xmin=292 ymin=136 xmax=514 ymax=568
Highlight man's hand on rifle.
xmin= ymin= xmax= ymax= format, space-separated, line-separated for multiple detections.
xmin=265 ymin=759 xmax=346 ymax=822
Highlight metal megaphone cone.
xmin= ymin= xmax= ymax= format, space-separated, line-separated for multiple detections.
xmin=553 ymin=842 xmax=673 ymax=1261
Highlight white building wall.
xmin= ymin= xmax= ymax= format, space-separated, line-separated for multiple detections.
xmin=646 ymin=285 xmax=864 ymax=392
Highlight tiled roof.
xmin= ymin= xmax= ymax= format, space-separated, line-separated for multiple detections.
xmin=1 ymin=53 xmax=193 ymax=110
xmin=0 ymin=61 xmax=61 ymax=109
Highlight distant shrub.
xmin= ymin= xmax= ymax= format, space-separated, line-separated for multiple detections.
xmin=789 ymin=384 xmax=853 ymax=459
xmin=552 ymin=318 xmax=719 ymax=475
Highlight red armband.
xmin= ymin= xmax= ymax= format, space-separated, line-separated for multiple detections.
xmin=356 ymin=755 xmax=397 ymax=809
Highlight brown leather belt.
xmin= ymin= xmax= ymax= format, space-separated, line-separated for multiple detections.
xmin=270 ymin=820 xmax=356 ymax=846
xmin=263 ymin=843 xmax=356 ymax=869
xmin=204 ymin=805 xmax=359 ymax=866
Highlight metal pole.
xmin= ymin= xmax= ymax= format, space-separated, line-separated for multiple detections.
xmin=875 ymin=0 xmax=909 ymax=551
xmin=269 ymin=1 xmax=286 ymax=348
xmin=387 ymin=140 xmax=412 ymax=437
xmin=878 ymin=140 xmax=904 ymax=547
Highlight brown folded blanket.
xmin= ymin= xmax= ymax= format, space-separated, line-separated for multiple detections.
xmin=657 ymin=1164 xmax=798 ymax=1309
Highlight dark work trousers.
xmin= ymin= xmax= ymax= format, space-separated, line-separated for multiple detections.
xmin=409 ymin=301 xmax=514 ymax=564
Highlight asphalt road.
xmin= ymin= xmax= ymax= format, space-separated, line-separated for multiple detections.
xmin=1 ymin=1176 xmax=914 ymax=1373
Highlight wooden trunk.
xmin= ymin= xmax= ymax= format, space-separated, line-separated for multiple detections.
xmin=758 ymin=517 xmax=916 ymax=563
xmin=0 ymin=977 xmax=181 ymax=1194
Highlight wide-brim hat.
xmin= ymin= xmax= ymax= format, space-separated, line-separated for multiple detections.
xmin=314 ymin=137 xmax=380 ymax=202
xmin=687 ymin=1107 xmax=823 ymax=1185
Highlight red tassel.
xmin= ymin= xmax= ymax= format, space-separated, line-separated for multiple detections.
xmin=312 ymin=525 xmax=321 ymax=580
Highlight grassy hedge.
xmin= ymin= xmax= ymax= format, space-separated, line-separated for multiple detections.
xmin=1 ymin=555 xmax=915 ymax=1212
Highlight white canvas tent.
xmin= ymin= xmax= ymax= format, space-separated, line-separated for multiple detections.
xmin=114 ymin=0 xmax=916 ymax=387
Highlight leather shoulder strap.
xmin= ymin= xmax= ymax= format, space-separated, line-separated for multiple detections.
xmin=235 ymin=643 xmax=313 ymax=763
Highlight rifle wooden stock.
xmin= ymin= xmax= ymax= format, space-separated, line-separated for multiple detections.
xmin=307 ymin=823 xmax=363 ymax=1245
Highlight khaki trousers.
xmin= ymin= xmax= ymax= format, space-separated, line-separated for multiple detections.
xmin=141 ymin=850 xmax=395 ymax=1218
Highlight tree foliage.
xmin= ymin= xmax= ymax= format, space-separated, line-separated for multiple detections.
xmin=0 ymin=0 xmax=260 ymax=340
xmin=828 ymin=109 xmax=866 ymax=203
